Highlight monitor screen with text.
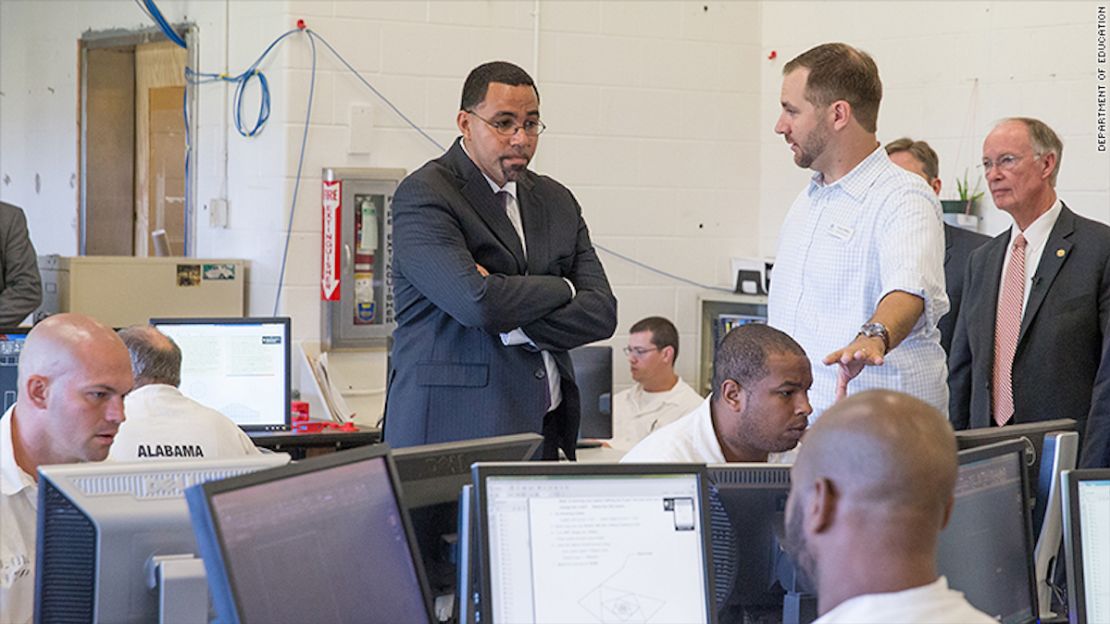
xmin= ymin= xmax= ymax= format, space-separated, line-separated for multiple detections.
xmin=151 ymin=317 xmax=290 ymax=430
xmin=477 ymin=464 xmax=716 ymax=624
xmin=187 ymin=446 xmax=433 ymax=623
xmin=1065 ymin=472 xmax=1110 ymax=624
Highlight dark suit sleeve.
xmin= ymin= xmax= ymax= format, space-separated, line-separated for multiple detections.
xmin=1079 ymin=252 xmax=1110 ymax=468
xmin=0 ymin=205 xmax=42 ymax=326
xmin=521 ymin=199 xmax=617 ymax=352
xmin=393 ymin=178 xmax=572 ymax=334
xmin=947 ymin=256 xmax=975 ymax=430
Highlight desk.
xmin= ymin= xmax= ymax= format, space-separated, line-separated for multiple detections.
xmin=249 ymin=425 xmax=381 ymax=459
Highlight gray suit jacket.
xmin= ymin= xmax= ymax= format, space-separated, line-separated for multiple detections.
xmin=939 ymin=224 xmax=990 ymax=355
xmin=0 ymin=202 xmax=41 ymax=326
xmin=948 ymin=204 xmax=1110 ymax=467
xmin=383 ymin=138 xmax=617 ymax=458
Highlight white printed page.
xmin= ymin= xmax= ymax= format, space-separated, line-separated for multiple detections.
xmin=526 ymin=495 xmax=708 ymax=624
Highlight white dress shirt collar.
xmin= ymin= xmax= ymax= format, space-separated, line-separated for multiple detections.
xmin=1000 ymin=198 xmax=1062 ymax=314
xmin=1 ymin=407 xmax=35 ymax=496
xmin=808 ymin=145 xmax=889 ymax=202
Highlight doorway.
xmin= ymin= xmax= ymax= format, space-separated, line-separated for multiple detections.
xmin=79 ymin=28 xmax=194 ymax=256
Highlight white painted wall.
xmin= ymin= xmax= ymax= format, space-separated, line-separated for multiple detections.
xmin=251 ymin=0 xmax=765 ymax=392
xmin=760 ymin=1 xmax=1110 ymax=255
xmin=3 ymin=0 xmax=1106 ymax=400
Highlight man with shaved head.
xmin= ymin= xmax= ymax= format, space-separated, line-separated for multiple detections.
xmin=1 ymin=314 xmax=133 ymax=624
xmin=783 ymin=390 xmax=992 ymax=622
xmin=110 ymin=325 xmax=260 ymax=461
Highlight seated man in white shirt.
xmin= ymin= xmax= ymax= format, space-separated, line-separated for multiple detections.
xmin=611 ymin=316 xmax=704 ymax=450
xmin=1 ymin=313 xmax=134 ymax=624
xmin=109 ymin=325 xmax=260 ymax=461
xmin=621 ymin=324 xmax=812 ymax=463
xmin=783 ymin=390 xmax=993 ymax=623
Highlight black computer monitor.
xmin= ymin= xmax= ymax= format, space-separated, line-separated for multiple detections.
xmin=0 ymin=327 xmax=30 ymax=413
xmin=1061 ymin=468 xmax=1110 ymax=624
xmin=150 ymin=317 xmax=291 ymax=431
xmin=186 ymin=444 xmax=436 ymax=624
xmin=955 ymin=418 xmax=1078 ymax=533
xmin=392 ymin=434 xmax=543 ymax=599
xmin=937 ymin=439 xmax=1039 ymax=624
xmin=473 ymin=462 xmax=718 ymax=624
xmin=705 ymin=463 xmax=798 ymax=623
xmin=34 ymin=455 xmax=290 ymax=624
xmin=569 ymin=345 xmax=613 ymax=439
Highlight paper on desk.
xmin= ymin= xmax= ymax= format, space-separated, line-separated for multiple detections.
xmin=312 ymin=352 xmax=355 ymax=423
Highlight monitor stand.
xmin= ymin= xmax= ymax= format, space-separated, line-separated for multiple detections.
xmin=149 ymin=554 xmax=208 ymax=624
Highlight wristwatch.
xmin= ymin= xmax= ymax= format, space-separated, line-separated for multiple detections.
xmin=858 ymin=322 xmax=890 ymax=354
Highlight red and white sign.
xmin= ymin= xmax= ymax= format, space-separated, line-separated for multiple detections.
xmin=321 ymin=180 xmax=342 ymax=301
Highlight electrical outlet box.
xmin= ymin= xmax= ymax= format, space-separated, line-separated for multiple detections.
xmin=209 ymin=198 xmax=229 ymax=228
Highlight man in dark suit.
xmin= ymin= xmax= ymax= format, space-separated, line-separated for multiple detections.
xmin=384 ymin=61 xmax=617 ymax=460
xmin=884 ymin=139 xmax=989 ymax=356
xmin=949 ymin=117 xmax=1110 ymax=468
xmin=0 ymin=201 xmax=42 ymax=326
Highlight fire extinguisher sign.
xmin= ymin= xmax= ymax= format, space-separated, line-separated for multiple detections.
xmin=321 ymin=180 xmax=342 ymax=301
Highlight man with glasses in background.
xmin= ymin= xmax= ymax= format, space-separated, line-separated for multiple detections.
xmin=949 ymin=117 xmax=1110 ymax=468
xmin=384 ymin=61 xmax=617 ymax=460
xmin=610 ymin=317 xmax=703 ymax=451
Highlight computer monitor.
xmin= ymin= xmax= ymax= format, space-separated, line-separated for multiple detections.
xmin=0 ymin=327 xmax=30 ymax=413
xmin=186 ymin=444 xmax=436 ymax=624
xmin=34 ymin=454 xmax=291 ymax=624
xmin=1033 ymin=431 xmax=1079 ymax=620
xmin=473 ymin=462 xmax=718 ymax=624
xmin=955 ymin=418 xmax=1078 ymax=531
xmin=393 ymin=434 xmax=543 ymax=601
xmin=150 ymin=317 xmax=291 ymax=431
xmin=937 ymin=439 xmax=1038 ymax=624
xmin=569 ymin=346 xmax=612 ymax=439
xmin=1061 ymin=468 xmax=1110 ymax=624
xmin=706 ymin=463 xmax=801 ymax=623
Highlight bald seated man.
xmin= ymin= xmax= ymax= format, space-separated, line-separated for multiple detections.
xmin=0 ymin=314 xmax=134 ymax=624
xmin=110 ymin=325 xmax=260 ymax=461
xmin=783 ymin=390 xmax=992 ymax=623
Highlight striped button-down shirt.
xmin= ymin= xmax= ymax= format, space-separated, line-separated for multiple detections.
xmin=768 ymin=146 xmax=949 ymax=419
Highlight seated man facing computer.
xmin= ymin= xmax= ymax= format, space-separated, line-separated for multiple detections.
xmin=783 ymin=390 xmax=993 ymax=623
xmin=110 ymin=325 xmax=260 ymax=461
xmin=621 ymin=323 xmax=812 ymax=463
xmin=611 ymin=316 xmax=704 ymax=451
xmin=0 ymin=313 xmax=133 ymax=624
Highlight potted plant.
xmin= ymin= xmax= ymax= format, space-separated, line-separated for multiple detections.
xmin=941 ymin=169 xmax=984 ymax=214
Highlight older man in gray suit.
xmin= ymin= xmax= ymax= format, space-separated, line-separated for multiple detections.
xmin=0 ymin=202 xmax=41 ymax=326
xmin=384 ymin=61 xmax=617 ymax=460
xmin=949 ymin=117 xmax=1110 ymax=468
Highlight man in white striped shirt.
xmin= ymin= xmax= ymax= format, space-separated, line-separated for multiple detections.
xmin=768 ymin=43 xmax=948 ymax=420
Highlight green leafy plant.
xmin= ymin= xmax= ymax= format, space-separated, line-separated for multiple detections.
xmin=954 ymin=169 xmax=984 ymax=214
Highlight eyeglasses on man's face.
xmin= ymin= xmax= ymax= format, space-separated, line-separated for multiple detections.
xmin=467 ymin=110 xmax=546 ymax=137
xmin=979 ymin=153 xmax=1041 ymax=173
xmin=623 ymin=346 xmax=659 ymax=358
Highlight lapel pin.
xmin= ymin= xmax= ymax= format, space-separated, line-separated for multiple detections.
xmin=1056 ymin=248 xmax=1066 ymax=258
